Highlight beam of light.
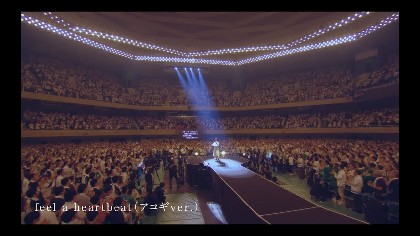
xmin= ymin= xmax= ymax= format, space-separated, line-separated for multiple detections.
xmin=184 ymin=68 xmax=193 ymax=86
xmin=176 ymin=69 xmax=189 ymax=92
xmin=176 ymin=67 xmax=221 ymax=140
xmin=187 ymin=70 xmax=221 ymax=137
xmin=198 ymin=70 xmax=208 ymax=92
xmin=183 ymin=68 xmax=199 ymax=107
xmin=190 ymin=70 xmax=211 ymax=107
xmin=188 ymin=69 xmax=200 ymax=90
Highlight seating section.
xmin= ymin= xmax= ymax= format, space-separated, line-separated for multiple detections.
xmin=21 ymin=138 xmax=399 ymax=224
xmin=21 ymin=107 xmax=399 ymax=130
xmin=21 ymin=55 xmax=399 ymax=107
xmin=20 ymin=54 xmax=399 ymax=224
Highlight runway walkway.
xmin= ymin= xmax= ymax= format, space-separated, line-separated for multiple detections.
xmin=201 ymin=157 xmax=366 ymax=224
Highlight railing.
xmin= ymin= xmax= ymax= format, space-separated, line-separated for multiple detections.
xmin=21 ymin=127 xmax=399 ymax=138
xmin=21 ymin=92 xmax=353 ymax=112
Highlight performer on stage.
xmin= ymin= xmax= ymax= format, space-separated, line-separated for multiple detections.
xmin=211 ymin=138 xmax=220 ymax=161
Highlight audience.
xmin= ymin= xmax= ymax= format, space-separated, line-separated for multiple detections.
xmin=22 ymin=107 xmax=399 ymax=131
xmin=21 ymin=55 xmax=399 ymax=107
xmin=20 ymin=55 xmax=399 ymax=224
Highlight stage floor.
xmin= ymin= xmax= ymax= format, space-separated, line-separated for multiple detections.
xmin=200 ymin=156 xmax=366 ymax=224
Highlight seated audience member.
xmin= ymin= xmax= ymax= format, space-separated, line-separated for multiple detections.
xmin=86 ymin=211 xmax=100 ymax=224
xmin=61 ymin=209 xmax=77 ymax=224
xmin=105 ymin=197 xmax=126 ymax=224
xmin=74 ymin=183 xmax=90 ymax=207
xmin=50 ymin=186 xmax=66 ymax=212
xmin=24 ymin=211 xmax=41 ymax=224
xmin=29 ymin=200 xmax=59 ymax=224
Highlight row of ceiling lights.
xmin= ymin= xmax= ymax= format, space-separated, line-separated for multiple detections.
xmin=22 ymin=12 xmax=398 ymax=66
xmin=50 ymin=11 xmax=372 ymax=57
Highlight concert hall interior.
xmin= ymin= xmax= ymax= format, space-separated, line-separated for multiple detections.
xmin=21 ymin=12 xmax=399 ymax=224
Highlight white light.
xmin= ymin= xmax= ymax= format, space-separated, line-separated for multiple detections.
xmin=221 ymin=151 xmax=226 ymax=156
xmin=194 ymin=152 xmax=198 ymax=156
xmin=21 ymin=12 xmax=397 ymax=66
xmin=52 ymin=12 xmax=368 ymax=58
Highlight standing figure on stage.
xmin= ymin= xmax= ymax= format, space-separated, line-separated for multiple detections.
xmin=211 ymin=138 xmax=220 ymax=161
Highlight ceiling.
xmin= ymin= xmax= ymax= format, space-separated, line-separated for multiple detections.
xmin=55 ymin=12 xmax=358 ymax=51
xmin=21 ymin=12 xmax=399 ymax=81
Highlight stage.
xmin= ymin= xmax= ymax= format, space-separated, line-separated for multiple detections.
xmin=191 ymin=156 xmax=366 ymax=224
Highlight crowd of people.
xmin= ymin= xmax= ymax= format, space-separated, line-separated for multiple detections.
xmin=21 ymin=107 xmax=399 ymax=131
xmin=20 ymin=138 xmax=399 ymax=224
xmin=21 ymin=56 xmax=399 ymax=107
xmin=239 ymin=139 xmax=399 ymax=202
xmin=354 ymin=56 xmax=399 ymax=90
xmin=20 ymin=54 xmax=399 ymax=224
xmin=239 ymin=68 xmax=353 ymax=106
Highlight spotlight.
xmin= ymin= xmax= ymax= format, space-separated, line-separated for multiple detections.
xmin=194 ymin=152 xmax=198 ymax=156
xmin=221 ymin=151 xmax=226 ymax=156
xmin=174 ymin=67 xmax=178 ymax=70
